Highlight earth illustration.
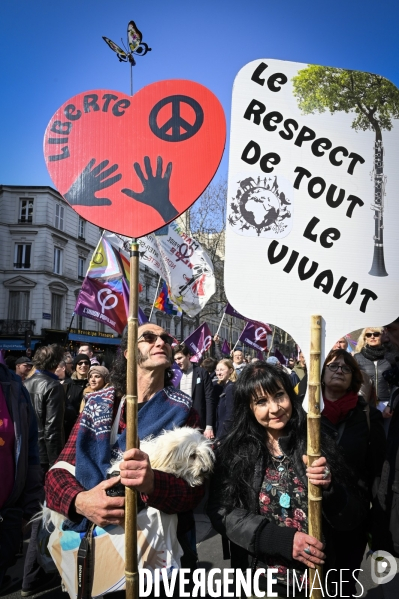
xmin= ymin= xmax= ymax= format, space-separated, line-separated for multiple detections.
xmin=239 ymin=186 xmax=280 ymax=235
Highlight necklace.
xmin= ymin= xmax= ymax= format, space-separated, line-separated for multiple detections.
xmin=269 ymin=453 xmax=292 ymax=509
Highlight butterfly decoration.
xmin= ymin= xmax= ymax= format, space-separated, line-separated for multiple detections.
xmin=103 ymin=20 xmax=151 ymax=66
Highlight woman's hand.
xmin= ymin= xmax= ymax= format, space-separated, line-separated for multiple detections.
xmin=303 ymin=455 xmax=332 ymax=489
xmin=292 ymin=532 xmax=325 ymax=568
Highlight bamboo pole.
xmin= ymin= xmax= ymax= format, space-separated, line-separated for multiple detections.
xmin=307 ymin=315 xmax=323 ymax=599
xmin=125 ymin=239 xmax=140 ymax=599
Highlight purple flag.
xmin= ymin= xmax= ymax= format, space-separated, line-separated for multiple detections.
xmin=221 ymin=339 xmax=231 ymax=355
xmin=75 ymin=277 xmax=129 ymax=334
xmin=239 ymin=322 xmax=269 ymax=352
xmin=225 ymin=303 xmax=272 ymax=334
xmin=0 ymin=350 xmax=6 ymax=366
xmin=170 ymin=362 xmax=183 ymax=388
xmin=183 ymin=322 xmax=212 ymax=363
xmin=138 ymin=307 xmax=149 ymax=325
xmin=274 ymin=348 xmax=287 ymax=366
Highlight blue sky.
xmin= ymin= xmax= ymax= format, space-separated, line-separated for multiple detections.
xmin=1 ymin=0 xmax=398 ymax=187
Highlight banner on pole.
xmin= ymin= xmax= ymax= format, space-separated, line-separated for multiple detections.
xmin=183 ymin=322 xmax=213 ymax=362
xmin=239 ymin=321 xmax=269 ymax=352
xmin=225 ymin=302 xmax=272 ymax=333
xmin=225 ymin=59 xmax=399 ymax=360
xmin=221 ymin=339 xmax=231 ymax=355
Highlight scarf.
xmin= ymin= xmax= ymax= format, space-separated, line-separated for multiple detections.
xmin=65 ymin=385 xmax=192 ymax=531
xmin=322 ymin=390 xmax=359 ymax=424
xmin=361 ymin=344 xmax=386 ymax=361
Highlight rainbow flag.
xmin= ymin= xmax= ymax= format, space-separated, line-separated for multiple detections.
xmin=154 ymin=281 xmax=181 ymax=316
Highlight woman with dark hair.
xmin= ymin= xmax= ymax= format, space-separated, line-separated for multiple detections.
xmin=208 ymin=362 xmax=365 ymax=598
xmin=321 ymin=348 xmax=386 ymax=596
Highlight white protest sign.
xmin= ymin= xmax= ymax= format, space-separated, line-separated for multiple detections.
xmin=225 ymin=59 xmax=399 ymax=361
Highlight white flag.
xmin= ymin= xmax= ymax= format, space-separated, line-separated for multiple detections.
xmin=104 ymin=225 xmax=215 ymax=317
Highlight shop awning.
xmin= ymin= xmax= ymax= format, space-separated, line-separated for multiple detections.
xmin=0 ymin=339 xmax=40 ymax=350
xmin=68 ymin=333 xmax=121 ymax=345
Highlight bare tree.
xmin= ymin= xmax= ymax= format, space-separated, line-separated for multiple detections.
xmin=181 ymin=178 xmax=227 ymax=326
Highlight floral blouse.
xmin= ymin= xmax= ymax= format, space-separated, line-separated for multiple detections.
xmin=258 ymin=455 xmax=307 ymax=587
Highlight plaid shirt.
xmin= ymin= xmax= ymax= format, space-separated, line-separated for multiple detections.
xmin=45 ymin=398 xmax=204 ymax=534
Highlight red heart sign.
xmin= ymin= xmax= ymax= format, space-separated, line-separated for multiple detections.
xmin=44 ymin=80 xmax=226 ymax=237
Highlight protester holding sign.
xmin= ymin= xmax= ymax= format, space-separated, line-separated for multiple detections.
xmin=320 ymin=348 xmax=386 ymax=597
xmin=208 ymin=362 xmax=369 ymax=597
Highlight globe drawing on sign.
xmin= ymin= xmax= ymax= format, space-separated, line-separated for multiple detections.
xmin=228 ymin=175 xmax=293 ymax=237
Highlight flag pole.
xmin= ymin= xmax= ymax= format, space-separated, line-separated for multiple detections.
xmin=307 ymin=315 xmax=323 ymax=599
xmin=149 ymin=275 xmax=162 ymax=322
xmin=232 ymin=321 xmax=246 ymax=353
xmin=125 ymin=238 xmax=140 ymax=599
xmin=267 ymin=325 xmax=276 ymax=357
xmin=215 ymin=311 xmax=226 ymax=337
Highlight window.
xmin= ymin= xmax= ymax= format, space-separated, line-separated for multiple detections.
xmin=76 ymin=314 xmax=83 ymax=329
xmin=145 ymin=279 xmax=151 ymax=302
xmin=156 ymin=317 xmax=163 ymax=328
xmin=54 ymin=204 xmax=64 ymax=230
xmin=8 ymin=291 xmax=30 ymax=320
xmin=98 ymin=321 xmax=105 ymax=333
xmin=53 ymin=247 xmax=63 ymax=274
xmin=78 ymin=218 xmax=85 ymax=240
xmin=19 ymin=198 xmax=34 ymax=223
xmin=78 ymin=257 xmax=85 ymax=279
xmin=14 ymin=244 xmax=31 ymax=269
xmin=165 ymin=319 xmax=171 ymax=333
xmin=51 ymin=294 xmax=63 ymax=329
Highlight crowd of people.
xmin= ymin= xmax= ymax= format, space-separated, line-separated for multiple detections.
xmin=0 ymin=322 xmax=399 ymax=598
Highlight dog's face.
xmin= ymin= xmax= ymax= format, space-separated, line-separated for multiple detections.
xmin=140 ymin=427 xmax=215 ymax=486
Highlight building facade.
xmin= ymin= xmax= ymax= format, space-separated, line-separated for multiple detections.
xmin=0 ymin=185 xmax=295 ymax=360
xmin=0 ymin=185 xmax=106 ymax=352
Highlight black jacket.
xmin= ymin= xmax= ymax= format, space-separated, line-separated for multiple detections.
xmin=63 ymin=374 xmax=88 ymax=439
xmin=0 ymin=364 xmax=42 ymax=519
xmin=354 ymin=352 xmax=391 ymax=402
xmin=24 ymin=372 xmax=65 ymax=469
xmin=207 ymin=430 xmax=367 ymax=574
xmin=376 ymin=393 xmax=399 ymax=555
xmin=321 ymin=397 xmax=386 ymax=503
xmin=178 ymin=364 xmax=214 ymax=430
xmin=214 ymin=380 xmax=235 ymax=438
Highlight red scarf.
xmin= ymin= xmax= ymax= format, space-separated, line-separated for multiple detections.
xmin=322 ymin=390 xmax=359 ymax=424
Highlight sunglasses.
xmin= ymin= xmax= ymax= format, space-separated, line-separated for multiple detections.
xmin=77 ymin=361 xmax=90 ymax=367
xmin=137 ymin=331 xmax=174 ymax=345
xmin=365 ymin=332 xmax=381 ymax=338
xmin=326 ymin=363 xmax=352 ymax=374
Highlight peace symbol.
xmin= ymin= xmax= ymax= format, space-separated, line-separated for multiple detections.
xmin=149 ymin=95 xmax=204 ymax=142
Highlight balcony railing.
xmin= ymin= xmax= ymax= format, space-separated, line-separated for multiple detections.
xmin=14 ymin=262 xmax=31 ymax=269
xmin=0 ymin=320 xmax=36 ymax=335
xmin=18 ymin=217 xmax=33 ymax=223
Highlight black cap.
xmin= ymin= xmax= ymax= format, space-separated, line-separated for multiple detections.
xmin=15 ymin=356 xmax=33 ymax=365
xmin=73 ymin=354 xmax=91 ymax=367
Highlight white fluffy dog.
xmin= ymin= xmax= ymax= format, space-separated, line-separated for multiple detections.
xmin=111 ymin=426 xmax=215 ymax=487
xmin=41 ymin=427 xmax=214 ymax=531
